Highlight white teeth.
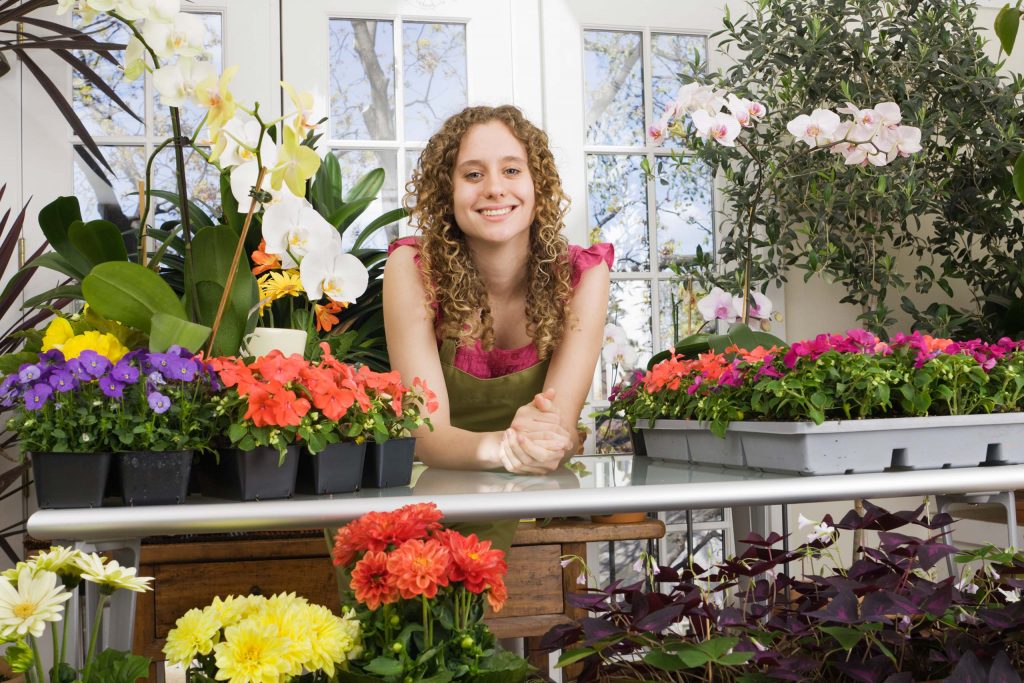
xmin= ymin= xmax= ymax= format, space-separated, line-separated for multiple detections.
xmin=480 ymin=207 xmax=513 ymax=217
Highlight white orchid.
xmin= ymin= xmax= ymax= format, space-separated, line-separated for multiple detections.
xmin=117 ymin=0 xmax=177 ymax=22
xmin=726 ymin=94 xmax=754 ymax=127
xmin=123 ymin=35 xmax=147 ymax=81
xmin=603 ymin=323 xmax=628 ymax=346
xmin=142 ymin=11 xmax=207 ymax=58
xmin=282 ymin=82 xmax=328 ymax=138
xmin=602 ymin=341 xmax=638 ymax=369
xmin=731 ymin=291 xmax=773 ymax=320
xmin=228 ymin=159 xmax=297 ymax=209
xmin=691 ymin=110 xmax=741 ymax=146
xmin=299 ymin=250 xmax=369 ymax=304
xmin=674 ymin=82 xmax=726 ymax=116
xmin=261 ymin=196 xmax=341 ymax=269
xmin=696 ymin=287 xmax=739 ymax=323
xmin=212 ymin=116 xmax=277 ymax=169
xmin=873 ymin=101 xmax=902 ymax=127
xmin=152 ymin=57 xmax=216 ymax=107
xmin=889 ymin=125 xmax=922 ymax=158
xmin=786 ymin=109 xmax=841 ymax=147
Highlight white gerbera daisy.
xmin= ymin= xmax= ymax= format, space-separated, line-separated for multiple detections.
xmin=0 ymin=567 xmax=71 ymax=638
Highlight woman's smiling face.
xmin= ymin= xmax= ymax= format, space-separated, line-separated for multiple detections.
xmin=451 ymin=120 xmax=536 ymax=248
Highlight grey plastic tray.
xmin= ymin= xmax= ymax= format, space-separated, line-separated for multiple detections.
xmin=640 ymin=413 xmax=1024 ymax=474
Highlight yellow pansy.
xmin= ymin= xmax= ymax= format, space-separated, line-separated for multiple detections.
xmin=41 ymin=317 xmax=75 ymax=353
xmin=60 ymin=331 xmax=129 ymax=363
xmin=270 ymin=125 xmax=320 ymax=198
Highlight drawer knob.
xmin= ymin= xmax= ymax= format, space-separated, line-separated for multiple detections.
xmin=249 ymin=585 xmax=262 ymax=596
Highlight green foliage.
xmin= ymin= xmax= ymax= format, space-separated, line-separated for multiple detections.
xmin=185 ymin=226 xmax=258 ymax=356
xmin=82 ymin=262 xmax=188 ymax=335
xmin=680 ymin=0 xmax=1024 ymax=335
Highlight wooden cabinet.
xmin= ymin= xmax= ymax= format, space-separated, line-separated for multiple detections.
xmin=131 ymin=519 xmax=666 ymax=681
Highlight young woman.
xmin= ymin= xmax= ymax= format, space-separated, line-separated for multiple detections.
xmin=384 ymin=105 xmax=611 ymax=479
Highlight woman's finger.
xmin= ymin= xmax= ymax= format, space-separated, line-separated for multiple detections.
xmin=507 ymin=429 xmax=563 ymax=472
xmin=502 ymin=430 xmax=548 ymax=474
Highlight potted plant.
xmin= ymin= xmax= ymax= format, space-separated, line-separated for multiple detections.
xmin=294 ymin=343 xmax=373 ymax=496
xmin=540 ymin=500 xmax=1024 ymax=681
xmin=1 ymin=546 xmax=152 ymax=683
xmin=627 ymin=329 xmax=1024 ymax=473
xmin=162 ymin=592 xmax=362 ymax=682
xmin=330 ymin=502 xmax=532 ymax=682
xmin=358 ymin=369 xmax=437 ymax=489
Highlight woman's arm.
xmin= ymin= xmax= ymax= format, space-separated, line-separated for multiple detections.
xmin=516 ymin=260 xmax=611 ymax=457
xmin=383 ymin=246 xmax=509 ymax=470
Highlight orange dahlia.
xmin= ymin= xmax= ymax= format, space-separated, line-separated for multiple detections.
xmin=386 ymin=539 xmax=451 ymax=600
xmin=486 ymin=577 xmax=508 ymax=613
xmin=436 ymin=530 xmax=507 ymax=595
xmin=350 ymin=550 xmax=398 ymax=610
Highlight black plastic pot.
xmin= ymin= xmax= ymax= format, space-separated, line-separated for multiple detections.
xmin=297 ymin=442 xmax=365 ymax=495
xmin=362 ymin=438 xmax=415 ymax=489
xmin=117 ymin=450 xmax=193 ymax=505
xmin=31 ymin=451 xmax=111 ymax=509
xmin=199 ymin=445 xmax=300 ymax=501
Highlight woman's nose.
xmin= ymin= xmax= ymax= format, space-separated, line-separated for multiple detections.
xmin=483 ymin=175 xmax=505 ymax=197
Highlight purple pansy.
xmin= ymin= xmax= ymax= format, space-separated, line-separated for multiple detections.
xmin=147 ymin=391 xmax=171 ymax=414
xmin=47 ymin=370 xmax=77 ymax=393
xmin=147 ymin=370 xmax=166 ymax=387
xmin=110 ymin=361 xmax=140 ymax=384
xmin=24 ymin=383 xmax=53 ymax=411
xmin=18 ymin=364 xmax=41 ymax=383
xmin=167 ymin=356 xmax=198 ymax=382
xmin=77 ymin=351 xmax=111 ymax=379
xmin=99 ymin=376 xmax=125 ymax=399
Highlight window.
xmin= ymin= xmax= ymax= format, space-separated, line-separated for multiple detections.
xmin=71 ymin=12 xmax=224 ymax=231
xmin=582 ymin=28 xmax=713 ymax=452
xmin=328 ymin=17 xmax=467 ymax=248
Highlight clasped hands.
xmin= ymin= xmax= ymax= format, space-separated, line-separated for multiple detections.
xmin=497 ymin=388 xmax=575 ymax=475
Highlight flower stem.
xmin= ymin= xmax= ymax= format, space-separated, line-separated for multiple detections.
xmin=29 ymin=635 xmax=45 ymax=683
xmin=82 ymin=593 xmax=109 ymax=683
xmin=50 ymin=621 xmax=59 ymax=682
xmin=58 ymin=593 xmax=70 ymax=673
xmin=422 ymin=594 xmax=431 ymax=649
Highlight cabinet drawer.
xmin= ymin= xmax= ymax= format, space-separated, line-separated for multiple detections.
xmin=487 ymin=544 xmax=563 ymax=619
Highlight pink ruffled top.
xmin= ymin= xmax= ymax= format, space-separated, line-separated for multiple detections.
xmin=389 ymin=237 xmax=614 ymax=378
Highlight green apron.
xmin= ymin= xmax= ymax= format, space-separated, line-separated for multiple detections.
xmin=439 ymin=338 xmax=550 ymax=555
xmin=327 ymin=338 xmax=549 ymax=599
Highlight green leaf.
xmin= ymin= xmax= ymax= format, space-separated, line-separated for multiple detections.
xmin=311 ymin=150 xmax=344 ymax=218
xmin=149 ymin=312 xmax=211 ymax=353
xmin=21 ymin=284 xmax=83 ymax=309
xmin=328 ymin=197 xmax=376 ymax=231
xmin=719 ymin=651 xmax=755 ymax=665
xmin=643 ymin=650 xmax=691 ymax=671
xmin=187 ymin=226 xmax=259 ymax=356
xmin=995 ymin=5 xmax=1021 ymax=55
xmin=676 ymin=645 xmax=710 ymax=668
xmin=145 ymin=189 xmax=215 ymax=229
xmin=82 ymin=261 xmax=187 ymax=334
xmin=1013 ymin=151 xmax=1024 ymax=203
xmin=363 ymin=656 xmax=403 ymax=677
xmin=345 ymin=167 xmax=385 ymax=202
xmin=0 ymin=351 xmax=40 ymax=375
xmin=68 ymin=219 xmax=128 ymax=268
xmin=37 ymin=195 xmax=90 ymax=277
xmin=555 ymin=647 xmax=596 ymax=668
xmin=353 ymin=208 xmax=406 ymax=249
xmin=22 ymin=252 xmax=84 ymax=280
xmin=820 ymin=625 xmax=867 ymax=651
xmin=698 ymin=636 xmax=739 ymax=660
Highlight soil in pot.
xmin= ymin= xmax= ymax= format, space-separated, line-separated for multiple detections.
xmin=363 ymin=438 xmax=415 ymax=488
xmin=117 ymin=450 xmax=193 ymax=505
xmin=296 ymin=442 xmax=365 ymax=495
xmin=31 ymin=451 xmax=111 ymax=508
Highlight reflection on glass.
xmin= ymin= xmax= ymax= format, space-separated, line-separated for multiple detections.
xmin=72 ymin=15 xmax=144 ymax=137
xmin=662 ymin=528 xmax=726 ymax=578
xmin=153 ymin=146 xmax=220 ymax=225
xmin=586 ymin=154 xmax=648 ymax=272
xmin=650 ymin=33 xmax=707 ymax=123
xmin=73 ymin=145 xmax=145 ymax=223
xmin=330 ymin=19 xmax=396 ymax=141
xmin=333 ymin=149 xmax=399 ymax=250
xmin=403 ymin=22 xmax=467 ymax=141
xmin=601 ymin=280 xmax=652 ymax=399
xmin=155 ymin=13 xmax=223 ymax=138
xmin=594 ymin=416 xmax=634 ymax=455
xmin=583 ymin=30 xmax=644 ymax=146
xmin=663 ymin=508 xmax=726 ymax=526
xmin=658 ymin=277 xmax=706 ymax=348
xmin=656 ymin=156 xmax=713 ymax=270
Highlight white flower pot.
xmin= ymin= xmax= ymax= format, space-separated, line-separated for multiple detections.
xmin=244 ymin=327 xmax=307 ymax=358
xmin=640 ymin=413 xmax=1024 ymax=475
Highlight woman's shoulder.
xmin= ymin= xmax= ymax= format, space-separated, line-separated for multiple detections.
xmin=568 ymin=242 xmax=614 ymax=288
xmin=388 ymin=236 xmax=421 ymax=256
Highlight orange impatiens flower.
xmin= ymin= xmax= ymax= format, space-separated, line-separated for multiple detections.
xmin=387 ymin=539 xmax=451 ymax=600
xmin=314 ymin=300 xmax=346 ymax=333
xmin=251 ymin=239 xmax=282 ymax=275
xmin=350 ymin=551 xmax=399 ymax=611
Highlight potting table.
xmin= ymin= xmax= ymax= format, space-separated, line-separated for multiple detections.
xmin=26 ymin=455 xmax=1024 ymax=675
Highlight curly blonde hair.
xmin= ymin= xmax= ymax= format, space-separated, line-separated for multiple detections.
xmin=403 ymin=105 xmax=574 ymax=359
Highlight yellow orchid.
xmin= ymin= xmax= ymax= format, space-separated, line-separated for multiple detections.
xmin=281 ymin=81 xmax=323 ymax=136
xmin=270 ymin=125 xmax=320 ymax=198
xmin=197 ymin=64 xmax=239 ymax=142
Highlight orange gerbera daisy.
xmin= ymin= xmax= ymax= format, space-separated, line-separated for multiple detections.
xmin=386 ymin=539 xmax=450 ymax=600
xmin=350 ymin=551 xmax=398 ymax=610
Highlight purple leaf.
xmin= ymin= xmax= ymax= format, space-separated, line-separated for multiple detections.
xmin=633 ymin=603 xmax=686 ymax=632
xmin=882 ymin=674 xmax=913 ymax=683
xmin=948 ymin=650 xmax=986 ymax=683
xmin=567 ymin=592 xmax=610 ymax=610
xmin=539 ymin=622 xmax=580 ymax=650
xmin=580 ymin=617 xmax=623 ymax=645
xmin=807 ymin=589 xmax=860 ymax=624
xmin=917 ymin=581 xmax=954 ymax=616
xmin=977 ymin=603 xmax=1024 ymax=629
xmin=988 ymin=651 xmax=1022 ymax=683
xmin=860 ymin=591 xmax=920 ymax=622
xmin=914 ymin=539 xmax=958 ymax=570
xmin=835 ymin=655 xmax=897 ymax=683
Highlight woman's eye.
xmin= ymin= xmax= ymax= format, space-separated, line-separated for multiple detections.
xmin=505 ymin=168 xmax=521 ymax=176
xmin=464 ymin=171 xmax=482 ymax=180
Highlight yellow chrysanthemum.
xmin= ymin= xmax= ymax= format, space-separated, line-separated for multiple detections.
xmin=205 ymin=595 xmax=263 ymax=630
xmin=257 ymin=270 xmax=304 ymax=314
xmin=214 ymin=620 xmax=291 ymax=683
xmin=302 ymin=604 xmax=362 ymax=676
xmin=41 ymin=317 xmax=74 ymax=353
xmin=60 ymin=331 xmax=129 ymax=363
xmin=164 ymin=607 xmax=221 ymax=667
